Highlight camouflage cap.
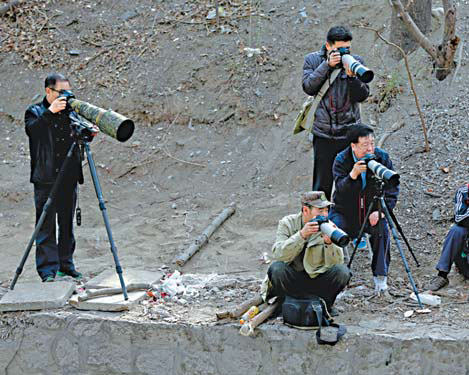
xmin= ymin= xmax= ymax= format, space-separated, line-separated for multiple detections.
xmin=301 ymin=191 xmax=333 ymax=208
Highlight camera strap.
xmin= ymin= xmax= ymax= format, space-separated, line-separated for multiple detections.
xmin=304 ymin=69 xmax=341 ymax=136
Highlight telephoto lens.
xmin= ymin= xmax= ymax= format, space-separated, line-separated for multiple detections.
xmin=309 ymin=215 xmax=350 ymax=247
xmin=342 ymin=54 xmax=374 ymax=83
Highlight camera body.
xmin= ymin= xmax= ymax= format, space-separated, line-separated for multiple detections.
xmin=361 ymin=154 xmax=400 ymax=187
xmin=309 ymin=215 xmax=350 ymax=247
xmin=330 ymin=47 xmax=374 ymax=83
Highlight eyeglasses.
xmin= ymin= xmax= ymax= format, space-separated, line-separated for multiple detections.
xmin=48 ymin=87 xmax=64 ymax=94
xmin=356 ymin=141 xmax=375 ymax=151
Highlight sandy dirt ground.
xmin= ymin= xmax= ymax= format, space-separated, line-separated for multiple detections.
xmin=0 ymin=0 xmax=468 ymax=326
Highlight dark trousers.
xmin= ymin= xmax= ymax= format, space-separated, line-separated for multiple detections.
xmin=267 ymin=261 xmax=351 ymax=308
xmin=34 ymin=181 xmax=77 ymax=280
xmin=329 ymin=208 xmax=391 ymax=277
xmin=436 ymin=225 xmax=469 ymax=272
xmin=312 ymin=136 xmax=349 ymax=200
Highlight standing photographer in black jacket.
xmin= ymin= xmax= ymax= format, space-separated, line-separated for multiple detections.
xmin=25 ymin=73 xmax=83 ymax=282
xmin=302 ymin=26 xmax=369 ymax=199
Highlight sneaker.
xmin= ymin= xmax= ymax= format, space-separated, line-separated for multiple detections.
xmin=353 ymin=236 xmax=367 ymax=250
xmin=42 ymin=275 xmax=55 ymax=282
xmin=373 ymin=276 xmax=388 ymax=293
xmin=426 ymin=275 xmax=449 ymax=291
xmin=57 ymin=269 xmax=82 ymax=280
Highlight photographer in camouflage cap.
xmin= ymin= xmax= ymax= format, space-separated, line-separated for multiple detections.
xmin=262 ymin=191 xmax=351 ymax=314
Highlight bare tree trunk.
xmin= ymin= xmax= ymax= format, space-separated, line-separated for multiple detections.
xmin=390 ymin=0 xmax=460 ymax=80
xmin=390 ymin=0 xmax=432 ymax=60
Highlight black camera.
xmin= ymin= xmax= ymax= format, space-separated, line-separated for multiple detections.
xmin=309 ymin=215 xmax=350 ymax=247
xmin=361 ymin=154 xmax=400 ymax=187
xmin=331 ymin=47 xmax=374 ymax=83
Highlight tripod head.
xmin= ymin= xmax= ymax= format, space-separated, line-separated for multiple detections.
xmin=69 ymin=111 xmax=99 ymax=143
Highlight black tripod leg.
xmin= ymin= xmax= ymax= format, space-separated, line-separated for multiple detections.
xmin=388 ymin=208 xmax=420 ymax=267
xmin=379 ymin=197 xmax=423 ymax=309
xmin=83 ymin=142 xmax=128 ymax=300
xmin=348 ymin=199 xmax=376 ymax=269
xmin=10 ymin=142 xmax=79 ymax=290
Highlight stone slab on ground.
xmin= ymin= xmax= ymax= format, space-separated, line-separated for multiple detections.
xmin=0 ymin=282 xmax=75 ymax=312
xmin=69 ymin=290 xmax=147 ymax=311
xmin=85 ymin=268 xmax=163 ymax=289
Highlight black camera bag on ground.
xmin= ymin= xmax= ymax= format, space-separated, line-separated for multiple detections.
xmin=282 ymin=295 xmax=346 ymax=345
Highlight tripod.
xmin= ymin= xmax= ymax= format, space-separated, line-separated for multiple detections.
xmin=347 ymin=177 xmax=423 ymax=309
xmin=10 ymin=117 xmax=128 ymax=300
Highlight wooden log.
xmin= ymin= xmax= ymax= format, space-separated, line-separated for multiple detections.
xmin=239 ymin=302 xmax=279 ymax=336
xmin=216 ymin=293 xmax=263 ymax=320
xmin=0 ymin=0 xmax=21 ymax=16
xmin=77 ymin=283 xmax=152 ymax=301
xmin=174 ymin=203 xmax=236 ymax=266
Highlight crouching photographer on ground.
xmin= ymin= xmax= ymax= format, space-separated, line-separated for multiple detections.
xmin=262 ymin=191 xmax=351 ymax=315
xmin=427 ymin=183 xmax=469 ymax=291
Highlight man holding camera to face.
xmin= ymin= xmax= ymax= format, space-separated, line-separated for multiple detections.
xmin=329 ymin=124 xmax=399 ymax=293
xmin=302 ymin=26 xmax=370 ymax=200
xmin=25 ymin=73 xmax=83 ymax=282
xmin=264 ymin=191 xmax=351 ymax=313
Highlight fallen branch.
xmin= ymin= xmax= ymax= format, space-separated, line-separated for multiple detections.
xmin=239 ymin=302 xmax=279 ymax=336
xmin=356 ymin=23 xmax=430 ymax=152
xmin=0 ymin=0 xmax=21 ymax=16
xmin=174 ymin=203 xmax=236 ymax=266
xmin=77 ymin=283 xmax=152 ymax=301
xmin=377 ymin=121 xmax=405 ymax=148
xmin=216 ymin=293 xmax=263 ymax=320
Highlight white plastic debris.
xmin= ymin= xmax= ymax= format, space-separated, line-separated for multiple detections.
xmin=410 ymin=292 xmax=441 ymax=306
xmin=243 ymin=47 xmax=262 ymax=57
xmin=404 ymin=310 xmax=414 ymax=318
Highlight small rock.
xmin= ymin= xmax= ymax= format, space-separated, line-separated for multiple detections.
xmin=432 ymin=208 xmax=441 ymax=221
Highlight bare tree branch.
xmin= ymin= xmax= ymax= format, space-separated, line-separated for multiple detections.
xmin=390 ymin=0 xmax=438 ymax=60
xmin=357 ymin=23 xmax=430 ymax=152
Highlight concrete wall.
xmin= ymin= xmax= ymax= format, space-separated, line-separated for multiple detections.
xmin=0 ymin=312 xmax=468 ymax=375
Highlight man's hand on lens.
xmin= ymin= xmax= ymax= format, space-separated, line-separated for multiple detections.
xmin=350 ymin=160 xmax=367 ymax=180
xmin=369 ymin=211 xmax=384 ymax=226
xmin=300 ymin=221 xmax=319 ymax=239
xmin=345 ymin=64 xmax=355 ymax=77
xmin=328 ymin=51 xmax=341 ymax=68
xmin=322 ymin=234 xmax=332 ymax=245
xmin=49 ymin=97 xmax=67 ymax=114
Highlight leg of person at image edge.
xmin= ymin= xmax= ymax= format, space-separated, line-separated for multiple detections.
xmin=34 ymin=180 xmax=81 ymax=282
xmin=329 ymin=210 xmax=390 ymax=293
xmin=267 ymin=261 xmax=351 ymax=315
xmin=427 ymin=225 xmax=469 ymax=291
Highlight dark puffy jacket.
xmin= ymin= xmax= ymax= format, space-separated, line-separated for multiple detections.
xmin=25 ymin=97 xmax=83 ymax=185
xmin=331 ymin=146 xmax=399 ymax=231
xmin=302 ymin=45 xmax=369 ymax=140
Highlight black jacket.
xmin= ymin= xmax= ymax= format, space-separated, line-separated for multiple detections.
xmin=25 ymin=97 xmax=83 ymax=185
xmin=332 ymin=146 xmax=399 ymax=231
xmin=302 ymin=45 xmax=369 ymax=140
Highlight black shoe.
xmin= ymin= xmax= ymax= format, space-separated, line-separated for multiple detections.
xmin=42 ymin=275 xmax=55 ymax=282
xmin=57 ymin=269 xmax=82 ymax=280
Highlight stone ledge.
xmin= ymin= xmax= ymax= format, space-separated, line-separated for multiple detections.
xmin=0 ymin=311 xmax=468 ymax=375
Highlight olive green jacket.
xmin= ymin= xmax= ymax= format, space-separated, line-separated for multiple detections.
xmin=262 ymin=212 xmax=344 ymax=301
xmin=272 ymin=212 xmax=344 ymax=277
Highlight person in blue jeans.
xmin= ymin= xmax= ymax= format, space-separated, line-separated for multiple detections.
xmin=427 ymin=184 xmax=469 ymax=291
xmin=328 ymin=124 xmax=399 ymax=292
